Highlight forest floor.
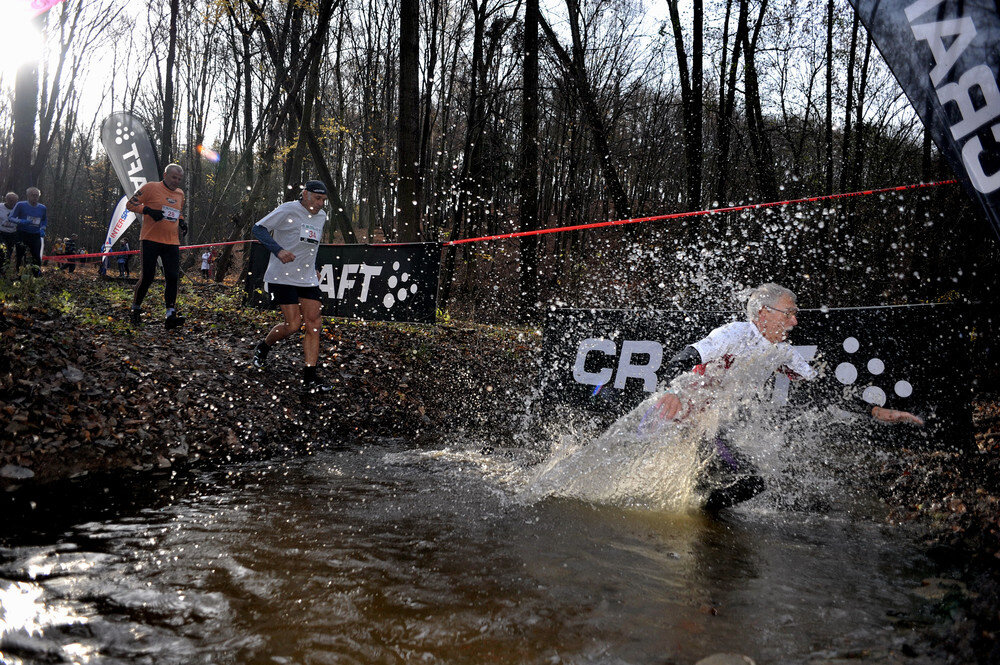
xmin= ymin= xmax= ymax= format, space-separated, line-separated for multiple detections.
xmin=1 ymin=269 xmax=998 ymax=662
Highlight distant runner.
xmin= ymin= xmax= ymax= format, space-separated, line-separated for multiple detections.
xmin=0 ymin=192 xmax=18 ymax=276
xmin=653 ymin=283 xmax=922 ymax=510
xmin=10 ymin=187 xmax=47 ymax=276
xmin=126 ymin=163 xmax=188 ymax=328
xmin=250 ymin=180 xmax=333 ymax=393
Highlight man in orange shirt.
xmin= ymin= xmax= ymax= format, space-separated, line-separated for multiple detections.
xmin=126 ymin=163 xmax=188 ymax=328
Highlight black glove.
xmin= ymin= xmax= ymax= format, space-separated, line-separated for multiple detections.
xmin=178 ymin=220 xmax=188 ymax=237
xmin=142 ymin=206 xmax=164 ymax=221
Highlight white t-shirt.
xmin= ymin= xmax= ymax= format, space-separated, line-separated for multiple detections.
xmin=0 ymin=204 xmax=16 ymax=234
xmin=254 ymin=201 xmax=327 ymax=286
xmin=691 ymin=321 xmax=816 ymax=389
xmin=691 ymin=321 xmax=816 ymax=383
xmin=665 ymin=321 xmax=816 ymax=422
xmin=201 ymin=252 xmax=211 ymax=270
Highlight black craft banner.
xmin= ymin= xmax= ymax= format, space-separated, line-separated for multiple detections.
xmin=245 ymin=242 xmax=440 ymax=324
xmin=848 ymin=0 xmax=1000 ymax=239
xmin=99 ymin=112 xmax=161 ymax=195
xmin=540 ymin=306 xmax=977 ymax=444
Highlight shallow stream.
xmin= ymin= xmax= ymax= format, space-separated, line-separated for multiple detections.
xmin=1 ymin=439 xmax=944 ymax=664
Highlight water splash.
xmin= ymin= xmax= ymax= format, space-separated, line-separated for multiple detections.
xmin=519 ymin=358 xmax=863 ymax=514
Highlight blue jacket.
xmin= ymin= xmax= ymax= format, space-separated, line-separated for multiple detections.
xmin=11 ymin=201 xmax=48 ymax=236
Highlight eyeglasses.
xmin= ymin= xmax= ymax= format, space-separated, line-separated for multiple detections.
xmin=764 ymin=305 xmax=798 ymax=317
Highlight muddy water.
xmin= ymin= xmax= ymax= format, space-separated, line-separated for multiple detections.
xmin=1 ymin=442 xmax=941 ymax=664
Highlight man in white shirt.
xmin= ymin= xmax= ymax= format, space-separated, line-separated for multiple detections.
xmin=250 ymin=180 xmax=332 ymax=393
xmin=653 ymin=283 xmax=922 ymax=509
xmin=0 ymin=192 xmax=18 ymax=277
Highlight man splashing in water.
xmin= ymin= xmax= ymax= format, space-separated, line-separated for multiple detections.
xmin=653 ymin=283 xmax=923 ymax=510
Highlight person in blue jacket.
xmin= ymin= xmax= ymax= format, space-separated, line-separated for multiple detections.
xmin=11 ymin=187 xmax=47 ymax=275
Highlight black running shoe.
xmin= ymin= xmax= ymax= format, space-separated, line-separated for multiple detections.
xmin=165 ymin=312 xmax=186 ymax=330
xmin=252 ymin=342 xmax=270 ymax=368
xmin=129 ymin=308 xmax=141 ymax=327
xmin=304 ymin=380 xmax=334 ymax=395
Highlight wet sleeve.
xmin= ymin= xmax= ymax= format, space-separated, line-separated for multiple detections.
xmin=782 ymin=347 xmax=817 ymax=381
xmin=252 ymin=223 xmax=283 ymax=256
xmin=656 ymin=345 xmax=702 ymax=391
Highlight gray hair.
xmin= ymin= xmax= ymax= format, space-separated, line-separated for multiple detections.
xmin=744 ymin=283 xmax=796 ymax=321
xmin=164 ymin=163 xmax=184 ymax=175
xmin=26 ymin=187 xmax=40 ymax=197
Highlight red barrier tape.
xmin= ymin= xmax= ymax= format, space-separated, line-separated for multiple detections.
xmin=39 ymin=179 xmax=959 ymax=260
xmin=443 ymin=179 xmax=959 ymax=246
xmin=43 ymin=239 xmax=255 ymax=262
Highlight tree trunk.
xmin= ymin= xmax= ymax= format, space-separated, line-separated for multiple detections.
xmin=518 ymin=0 xmax=540 ymax=322
xmin=539 ymin=11 xmax=632 ymax=219
xmin=160 ymin=0 xmax=180 ymax=165
xmin=242 ymin=29 xmax=254 ymax=185
xmin=741 ymin=0 xmax=777 ymax=201
xmin=839 ymin=11 xmax=859 ymax=193
xmin=715 ymin=0 xmax=746 ymax=204
xmin=824 ymin=0 xmax=834 ymax=195
xmin=397 ymin=0 xmax=421 ymax=242
xmin=418 ymin=0 xmax=441 ymax=189
xmin=8 ymin=18 xmax=42 ymax=194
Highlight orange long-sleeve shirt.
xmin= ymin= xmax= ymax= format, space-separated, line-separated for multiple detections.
xmin=126 ymin=181 xmax=186 ymax=245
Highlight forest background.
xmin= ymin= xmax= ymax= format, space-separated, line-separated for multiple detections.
xmin=2 ymin=0 xmax=998 ymax=323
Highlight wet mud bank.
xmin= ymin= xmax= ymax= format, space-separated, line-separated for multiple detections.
xmin=0 ymin=272 xmax=538 ymax=486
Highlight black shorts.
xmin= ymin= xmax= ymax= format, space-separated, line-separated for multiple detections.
xmin=267 ymin=282 xmax=324 ymax=305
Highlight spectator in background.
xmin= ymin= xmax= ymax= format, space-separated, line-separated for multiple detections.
xmin=11 ymin=187 xmax=47 ymax=276
xmin=201 ymin=250 xmax=212 ymax=280
xmin=0 ymin=192 xmax=17 ymax=277
xmin=53 ymin=237 xmax=67 ymax=269
xmin=118 ymin=240 xmax=131 ymax=278
xmin=66 ymin=234 xmax=78 ymax=273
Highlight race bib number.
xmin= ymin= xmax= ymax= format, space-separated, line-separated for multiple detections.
xmin=28 ymin=216 xmax=42 ymax=228
xmin=162 ymin=205 xmax=180 ymax=221
xmin=300 ymin=221 xmax=321 ymax=244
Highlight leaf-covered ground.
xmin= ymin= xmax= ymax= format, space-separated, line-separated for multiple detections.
xmin=0 ymin=270 xmax=539 ymax=483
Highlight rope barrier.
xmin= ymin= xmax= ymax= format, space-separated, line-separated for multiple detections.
xmin=443 ymin=179 xmax=959 ymax=246
xmin=38 ymin=178 xmax=959 ymax=261
xmin=42 ymin=239 xmax=255 ymax=262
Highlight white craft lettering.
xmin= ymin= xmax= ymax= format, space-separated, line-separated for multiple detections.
xmin=571 ymin=339 xmax=663 ymax=391
xmin=908 ymin=15 xmax=976 ymax=86
xmin=357 ymin=264 xmax=383 ymax=302
xmin=613 ymin=341 xmax=663 ymax=391
xmin=962 ymin=125 xmax=1000 ymax=193
xmin=905 ymin=0 xmax=1000 ymax=194
xmin=336 ymin=264 xmax=359 ymax=299
xmin=572 ymin=338 xmax=616 ymax=386
xmin=936 ymin=65 xmax=1000 ymax=140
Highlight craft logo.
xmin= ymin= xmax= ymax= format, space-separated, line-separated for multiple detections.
xmin=113 ymin=121 xmax=135 ymax=145
xmin=381 ymin=261 xmax=419 ymax=309
xmin=573 ymin=338 xmax=663 ymax=392
xmin=904 ymin=0 xmax=1000 ymax=193
xmin=114 ymin=119 xmax=149 ymax=191
xmin=313 ymin=260 xmax=419 ymax=309
xmin=570 ymin=337 xmax=909 ymax=406
xmin=831 ymin=335 xmax=914 ymax=406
